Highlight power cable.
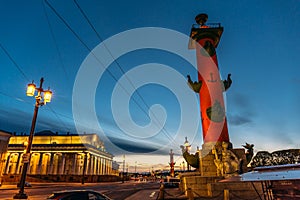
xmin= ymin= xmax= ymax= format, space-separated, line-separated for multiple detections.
xmin=0 ymin=44 xmax=71 ymax=133
xmin=45 ymin=0 xmax=180 ymax=146
xmin=72 ymin=0 xmax=180 ymax=146
xmin=0 ymin=43 xmax=30 ymax=82
xmin=42 ymin=0 xmax=71 ymax=85
xmin=47 ymin=104 xmax=70 ymax=132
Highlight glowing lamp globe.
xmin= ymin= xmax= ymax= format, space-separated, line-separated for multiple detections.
xmin=43 ymin=90 xmax=52 ymax=103
xmin=26 ymin=83 xmax=36 ymax=96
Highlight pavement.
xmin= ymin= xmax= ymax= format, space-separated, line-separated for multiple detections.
xmin=0 ymin=182 xmax=188 ymax=200
xmin=0 ymin=184 xmax=17 ymax=190
xmin=0 ymin=182 xmax=100 ymax=190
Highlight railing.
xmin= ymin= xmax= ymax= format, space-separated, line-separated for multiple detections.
xmin=192 ymin=23 xmax=222 ymax=29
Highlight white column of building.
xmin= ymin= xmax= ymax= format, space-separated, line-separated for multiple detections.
xmin=14 ymin=153 xmax=21 ymax=174
xmin=98 ymin=157 xmax=102 ymax=175
xmin=59 ymin=153 xmax=66 ymax=175
xmin=71 ymin=153 xmax=77 ymax=175
xmin=94 ymin=156 xmax=97 ymax=175
xmin=106 ymin=159 xmax=109 ymax=174
xmin=84 ymin=153 xmax=90 ymax=175
xmin=4 ymin=153 xmax=11 ymax=174
xmin=106 ymin=159 xmax=109 ymax=175
xmin=93 ymin=156 xmax=97 ymax=175
xmin=103 ymin=159 xmax=107 ymax=175
xmin=97 ymin=157 xmax=101 ymax=175
xmin=42 ymin=153 xmax=50 ymax=175
xmin=13 ymin=153 xmax=21 ymax=174
xmin=89 ymin=155 xmax=94 ymax=175
xmin=53 ymin=153 xmax=59 ymax=175
xmin=36 ymin=153 xmax=43 ymax=175
xmin=101 ymin=158 xmax=105 ymax=174
xmin=79 ymin=154 xmax=84 ymax=175
xmin=99 ymin=157 xmax=102 ymax=175
xmin=75 ymin=154 xmax=81 ymax=175
xmin=95 ymin=156 xmax=99 ymax=175
xmin=107 ymin=159 xmax=112 ymax=174
xmin=47 ymin=153 xmax=54 ymax=174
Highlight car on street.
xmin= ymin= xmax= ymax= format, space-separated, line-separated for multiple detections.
xmin=47 ymin=190 xmax=111 ymax=200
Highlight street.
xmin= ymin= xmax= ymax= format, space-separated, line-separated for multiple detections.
xmin=0 ymin=181 xmax=161 ymax=200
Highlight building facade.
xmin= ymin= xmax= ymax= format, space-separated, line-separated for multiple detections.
xmin=2 ymin=131 xmax=113 ymax=177
xmin=0 ymin=130 xmax=12 ymax=184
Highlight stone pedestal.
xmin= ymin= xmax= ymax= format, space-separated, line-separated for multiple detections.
xmin=180 ymin=173 xmax=263 ymax=199
xmin=180 ymin=143 xmax=251 ymax=198
xmin=180 ymin=172 xmax=223 ymax=196
xmin=198 ymin=142 xmax=248 ymax=176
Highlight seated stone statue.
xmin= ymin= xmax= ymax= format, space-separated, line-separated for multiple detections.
xmin=221 ymin=142 xmax=239 ymax=176
xmin=212 ymin=146 xmax=224 ymax=176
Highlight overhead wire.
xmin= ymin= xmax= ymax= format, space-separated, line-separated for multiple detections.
xmin=0 ymin=41 xmax=71 ymax=133
xmin=0 ymin=90 xmax=73 ymax=132
xmin=42 ymin=0 xmax=77 ymax=133
xmin=45 ymin=0 xmax=181 ymax=146
xmin=0 ymin=43 xmax=30 ymax=82
xmin=72 ymin=0 xmax=181 ymax=146
xmin=42 ymin=0 xmax=71 ymax=85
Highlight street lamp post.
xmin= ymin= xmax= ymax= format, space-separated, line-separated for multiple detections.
xmin=122 ymin=155 xmax=125 ymax=183
xmin=183 ymin=137 xmax=191 ymax=171
xmin=13 ymin=78 xmax=52 ymax=199
xmin=135 ymin=161 xmax=137 ymax=179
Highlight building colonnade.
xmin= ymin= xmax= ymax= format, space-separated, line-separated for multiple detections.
xmin=2 ymin=151 xmax=112 ymax=176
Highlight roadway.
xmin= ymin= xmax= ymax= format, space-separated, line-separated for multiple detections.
xmin=0 ymin=181 xmax=161 ymax=200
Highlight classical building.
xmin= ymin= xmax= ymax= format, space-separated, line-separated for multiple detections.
xmin=0 ymin=130 xmax=12 ymax=184
xmin=2 ymin=131 xmax=113 ymax=177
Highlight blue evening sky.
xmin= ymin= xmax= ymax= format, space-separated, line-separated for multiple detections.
xmin=0 ymin=0 xmax=300 ymax=168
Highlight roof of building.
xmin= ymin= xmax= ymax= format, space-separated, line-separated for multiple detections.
xmin=7 ymin=130 xmax=113 ymax=158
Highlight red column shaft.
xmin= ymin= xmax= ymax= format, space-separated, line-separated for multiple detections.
xmin=196 ymin=38 xmax=229 ymax=143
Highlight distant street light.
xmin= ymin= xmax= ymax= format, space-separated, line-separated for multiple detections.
xmin=135 ymin=161 xmax=137 ymax=178
xmin=122 ymin=155 xmax=125 ymax=183
xmin=13 ymin=78 xmax=52 ymax=199
xmin=183 ymin=137 xmax=191 ymax=171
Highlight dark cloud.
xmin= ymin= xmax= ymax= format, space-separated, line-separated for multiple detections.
xmin=0 ymin=107 xmax=75 ymax=134
xmin=228 ymin=92 xmax=256 ymax=126
xmin=231 ymin=92 xmax=253 ymax=112
xmin=0 ymin=108 xmax=31 ymax=132
xmin=106 ymin=136 xmax=160 ymax=154
xmin=228 ymin=114 xmax=252 ymax=126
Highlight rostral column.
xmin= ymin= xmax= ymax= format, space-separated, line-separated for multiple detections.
xmin=187 ymin=13 xmax=232 ymax=149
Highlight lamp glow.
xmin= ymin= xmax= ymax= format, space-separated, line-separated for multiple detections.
xmin=43 ymin=90 xmax=52 ymax=103
xmin=26 ymin=83 xmax=36 ymax=96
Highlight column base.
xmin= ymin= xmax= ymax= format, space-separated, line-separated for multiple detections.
xmin=13 ymin=192 xmax=28 ymax=199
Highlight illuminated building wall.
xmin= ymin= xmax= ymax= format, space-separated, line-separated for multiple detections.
xmin=0 ymin=130 xmax=12 ymax=183
xmin=2 ymin=131 xmax=113 ymax=176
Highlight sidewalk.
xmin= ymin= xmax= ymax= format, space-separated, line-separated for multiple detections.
xmin=0 ymin=182 xmax=105 ymax=190
xmin=0 ymin=184 xmax=18 ymax=190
